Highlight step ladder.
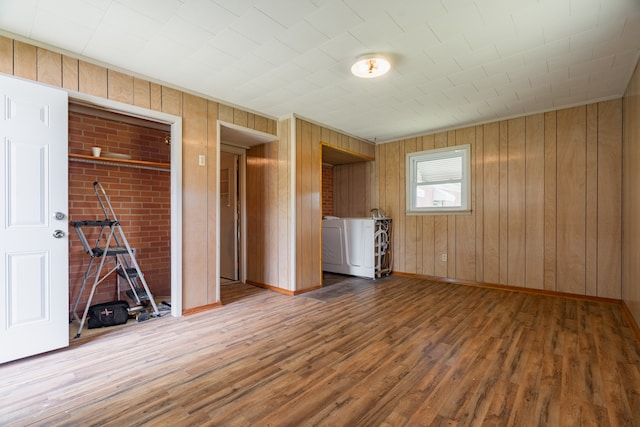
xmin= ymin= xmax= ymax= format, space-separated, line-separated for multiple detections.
xmin=70 ymin=181 xmax=160 ymax=338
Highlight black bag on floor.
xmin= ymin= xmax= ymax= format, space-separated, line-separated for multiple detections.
xmin=88 ymin=300 xmax=130 ymax=329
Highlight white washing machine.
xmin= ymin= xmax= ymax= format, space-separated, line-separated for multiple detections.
xmin=322 ymin=217 xmax=391 ymax=279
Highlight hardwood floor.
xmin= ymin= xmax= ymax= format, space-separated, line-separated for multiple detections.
xmin=2 ymin=275 xmax=640 ymax=426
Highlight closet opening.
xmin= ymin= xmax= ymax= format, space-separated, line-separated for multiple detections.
xmin=67 ymin=96 xmax=182 ymax=338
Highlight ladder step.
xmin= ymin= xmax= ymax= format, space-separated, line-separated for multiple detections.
xmin=92 ymin=247 xmax=129 ymax=257
xmin=117 ymin=267 xmax=139 ymax=279
xmin=126 ymin=288 xmax=150 ymax=302
xmin=72 ymin=219 xmax=117 ymax=227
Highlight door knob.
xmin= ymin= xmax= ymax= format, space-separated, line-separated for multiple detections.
xmin=53 ymin=230 xmax=65 ymax=238
xmin=53 ymin=212 xmax=66 ymax=220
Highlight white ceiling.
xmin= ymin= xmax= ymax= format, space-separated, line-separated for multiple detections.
xmin=1 ymin=0 xmax=639 ymax=143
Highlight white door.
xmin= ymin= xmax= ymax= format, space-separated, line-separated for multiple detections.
xmin=220 ymin=151 xmax=238 ymax=281
xmin=0 ymin=74 xmax=69 ymax=364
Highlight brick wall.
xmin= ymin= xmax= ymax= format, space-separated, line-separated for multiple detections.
xmin=322 ymin=164 xmax=334 ymax=217
xmin=68 ymin=108 xmax=171 ymax=314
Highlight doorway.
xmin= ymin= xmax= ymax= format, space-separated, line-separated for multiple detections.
xmin=220 ymin=149 xmax=239 ymax=284
xmin=217 ymin=122 xmax=278 ymax=299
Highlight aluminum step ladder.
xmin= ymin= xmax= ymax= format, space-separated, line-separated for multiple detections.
xmin=70 ymin=181 xmax=160 ymax=338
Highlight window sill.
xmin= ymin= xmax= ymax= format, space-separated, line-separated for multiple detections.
xmin=406 ymin=210 xmax=472 ymax=216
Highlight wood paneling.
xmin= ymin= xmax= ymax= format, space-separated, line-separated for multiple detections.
xmin=447 ymin=131 xmax=457 ymax=278
xmin=218 ymin=103 xmax=234 ymax=123
xmin=245 ymin=117 xmax=292 ymax=291
xmin=62 ymin=56 xmax=78 ymax=91
xmin=499 ymin=121 xmax=509 ymax=285
xmin=455 ymin=127 xmax=476 ymax=281
xmin=13 ymin=40 xmax=36 ymax=80
xmin=474 ymin=126 xmax=484 ymax=282
xmin=107 ymin=70 xmax=134 ymax=104
xmin=182 ymin=93 xmax=209 ymax=308
xmin=622 ymin=60 xmax=640 ymax=326
xmin=150 ymin=82 xmax=162 ymax=111
xmin=556 ymin=106 xmax=587 ymax=295
xmin=332 ymin=161 xmax=372 ymax=218
xmin=264 ymin=137 xmax=278 ymax=284
xmin=133 ymin=77 xmax=150 ymax=109
xmin=247 ymin=144 xmax=265 ymax=284
xmin=36 ymin=48 xmax=61 ymax=86
xmin=296 ymin=119 xmax=315 ymax=289
xmin=544 ymin=112 xmax=557 ymax=291
xmin=217 ymin=103 xmax=277 ymax=136
xmin=525 ymin=114 xmax=544 ymax=289
xmin=0 ymin=35 xmax=13 ymax=74
xmin=160 ymin=86 xmax=182 ymax=116
xmin=376 ymin=101 xmax=623 ymax=299
xmin=278 ymin=118 xmax=292 ymax=288
xmin=78 ymin=60 xmax=107 ymax=98
xmin=598 ymin=100 xmax=622 ymax=299
xmin=233 ymin=108 xmax=248 ymax=127
xmin=483 ymin=122 xmax=500 ymax=284
xmin=586 ymin=104 xmax=598 ymax=297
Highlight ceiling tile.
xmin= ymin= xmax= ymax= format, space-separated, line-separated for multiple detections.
xmin=447 ymin=65 xmax=487 ymax=86
xmin=251 ymin=38 xmax=300 ymax=65
xmin=482 ymin=54 xmax=525 ymax=77
xmin=455 ymin=44 xmax=500 ymax=70
xmin=304 ymin=1 xmax=363 ymax=38
xmin=522 ymin=37 xmax=570 ymax=66
xmin=230 ymin=7 xmax=287 ymax=44
xmin=113 ymin=0 xmax=179 ymax=24
xmin=428 ymin=7 xmax=484 ymax=43
xmin=389 ymin=0 xmax=448 ymax=29
xmin=472 ymin=72 xmax=511 ymax=91
xmin=542 ymin=8 xmax=600 ymax=44
xmin=255 ymin=0 xmax=318 ymax=28
xmin=210 ymin=27 xmax=260 ymax=59
xmin=318 ymin=32 xmax=367 ymax=61
xmin=291 ymin=48 xmax=337 ymax=73
xmin=276 ymin=20 xmax=328 ymax=53
xmin=178 ymin=0 xmax=239 ymax=33
xmin=343 ymin=0 xmax=391 ymax=21
xmin=348 ymin=15 xmax=404 ymax=49
xmin=83 ymin=23 xmax=148 ymax=64
xmin=103 ymin=2 xmax=159 ymax=39
xmin=0 ymin=0 xmax=39 ymax=34
xmin=211 ymin=0 xmax=254 ymax=17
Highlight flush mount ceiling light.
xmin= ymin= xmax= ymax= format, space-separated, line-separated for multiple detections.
xmin=351 ymin=55 xmax=391 ymax=78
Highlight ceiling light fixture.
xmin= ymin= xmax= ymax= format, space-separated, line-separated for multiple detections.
xmin=351 ymin=55 xmax=391 ymax=78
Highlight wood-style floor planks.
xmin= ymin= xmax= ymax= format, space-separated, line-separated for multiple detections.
xmin=1 ymin=274 xmax=640 ymax=426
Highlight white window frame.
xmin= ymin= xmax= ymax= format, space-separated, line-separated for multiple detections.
xmin=406 ymin=144 xmax=471 ymax=215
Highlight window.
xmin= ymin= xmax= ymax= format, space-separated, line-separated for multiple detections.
xmin=406 ymin=144 xmax=471 ymax=214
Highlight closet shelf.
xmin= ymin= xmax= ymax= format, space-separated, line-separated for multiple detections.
xmin=69 ymin=153 xmax=170 ymax=171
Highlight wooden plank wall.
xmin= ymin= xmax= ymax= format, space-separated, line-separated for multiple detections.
xmin=295 ymin=118 xmax=375 ymax=291
xmin=623 ymin=60 xmax=640 ymax=325
xmin=376 ymin=100 xmax=623 ymax=298
xmin=0 ymin=36 xmax=277 ymax=310
xmin=245 ymin=118 xmax=292 ymax=291
xmin=332 ymin=161 xmax=374 ymax=218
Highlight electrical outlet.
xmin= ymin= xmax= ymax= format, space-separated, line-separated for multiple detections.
xmin=198 ymin=155 xmax=206 ymax=166
xmin=441 ymin=253 xmax=447 ymax=262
